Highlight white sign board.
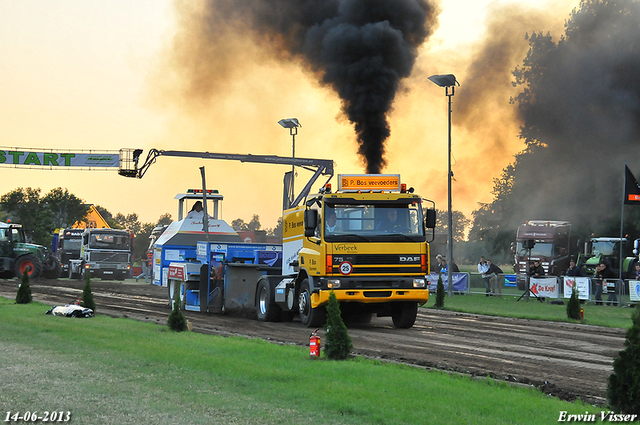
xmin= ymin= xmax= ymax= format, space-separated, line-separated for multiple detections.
xmin=529 ymin=277 xmax=559 ymax=298
xmin=563 ymin=277 xmax=591 ymax=300
xmin=629 ymin=280 xmax=640 ymax=302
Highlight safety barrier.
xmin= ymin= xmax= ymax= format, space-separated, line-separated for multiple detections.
xmin=453 ymin=272 xmax=640 ymax=306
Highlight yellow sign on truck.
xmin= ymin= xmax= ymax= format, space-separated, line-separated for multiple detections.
xmin=263 ymin=174 xmax=435 ymax=328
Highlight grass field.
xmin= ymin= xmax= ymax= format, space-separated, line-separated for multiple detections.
xmin=424 ymin=291 xmax=636 ymax=329
xmin=0 ymin=296 xmax=612 ymax=425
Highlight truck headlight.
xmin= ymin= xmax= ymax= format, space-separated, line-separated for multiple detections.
xmin=413 ymin=278 xmax=426 ymax=288
xmin=327 ymin=279 xmax=341 ymax=289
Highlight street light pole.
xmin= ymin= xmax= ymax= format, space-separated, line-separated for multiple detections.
xmin=278 ymin=118 xmax=301 ymax=208
xmin=428 ymin=74 xmax=459 ymax=298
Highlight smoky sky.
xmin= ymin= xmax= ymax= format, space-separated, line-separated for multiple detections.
xmin=171 ymin=0 xmax=438 ymax=174
xmin=465 ymin=0 xmax=640 ymax=236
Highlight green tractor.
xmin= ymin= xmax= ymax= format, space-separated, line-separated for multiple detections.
xmin=0 ymin=221 xmax=62 ymax=279
xmin=576 ymin=237 xmax=636 ymax=278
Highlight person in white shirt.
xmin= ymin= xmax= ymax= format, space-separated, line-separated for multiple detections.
xmin=478 ymin=256 xmax=491 ymax=296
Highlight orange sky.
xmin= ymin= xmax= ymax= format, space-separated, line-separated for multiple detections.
xmin=0 ymin=0 xmax=577 ymax=232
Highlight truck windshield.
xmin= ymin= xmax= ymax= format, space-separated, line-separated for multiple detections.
xmin=63 ymin=239 xmax=82 ymax=250
xmin=591 ymin=241 xmax=618 ymax=256
xmin=324 ymin=202 xmax=425 ymax=242
xmin=517 ymin=242 xmax=553 ymax=257
xmin=89 ymin=233 xmax=131 ymax=250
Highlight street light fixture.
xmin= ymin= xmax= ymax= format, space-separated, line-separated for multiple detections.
xmin=278 ymin=118 xmax=301 ymax=208
xmin=429 ymin=74 xmax=459 ymax=298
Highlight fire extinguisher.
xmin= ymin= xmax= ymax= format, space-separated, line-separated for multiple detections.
xmin=309 ymin=328 xmax=321 ymax=358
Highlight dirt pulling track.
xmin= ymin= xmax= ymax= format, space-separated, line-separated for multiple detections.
xmin=0 ymin=277 xmax=627 ymax=406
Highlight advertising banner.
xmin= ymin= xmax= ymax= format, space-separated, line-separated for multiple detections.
xmin=427 ymin=273 xmax=468 ymax=292
xmin=563 ymin=277 xmax=591 ymax=300
xmin=529 ymin=277 xmax=559 ymax=298
xmin=629 ymin=280 xmax=640 ymax=302
xmin=0 ymin=149 xmax=120 ymax=168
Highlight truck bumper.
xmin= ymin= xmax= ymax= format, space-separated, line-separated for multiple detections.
xmin=311 ymin=288 xmax=429 ymax=308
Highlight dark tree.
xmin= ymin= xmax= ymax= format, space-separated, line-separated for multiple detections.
xmin=434 ymin=274 xmax=445 ymax=309
xmin=607 ymin=306 xmax=640 ymax=415
xmin=82 ymin=271 xmax=96 ymax=312
xmin=15 ymin=270 xmax=32 ymax=304
xmin=168 ymin=287 xmax=188 ymax=332
xmin=566 ymin=284 xmax=581 ymax=321
xmin=1 ymin=187 xmax=89 ymax=246
xmin=324 ymin=291 xmax=352 ymax=360
xmin=1 ymin=187 xmax=52 ymax=245
xmin=41 ymin=187 xmax=89 ymax=228
xmin=433 ymin=209 xmax=470 ymax=243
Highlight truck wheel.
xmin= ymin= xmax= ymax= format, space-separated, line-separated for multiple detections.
xmin=256 ymin=279 xmax=281 ymax=322
xmin=391 ymin=302 xmax=418 ymax=329
xmin=15 ymin=254 xmax=43 ymax=279
xmin=298 ymin=279 xmax=326 ymax=328
xmin=42 ymin=254 xmax=62 ymax=279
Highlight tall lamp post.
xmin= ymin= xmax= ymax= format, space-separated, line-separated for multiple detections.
xmin=428 ymin=74 xmax=459 ymax=298
xmin=278 ymin=118 xmax=301 ymax=208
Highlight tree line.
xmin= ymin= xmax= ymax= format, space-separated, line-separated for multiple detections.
xmin=0 ymin=187 xmax=171 ymax=261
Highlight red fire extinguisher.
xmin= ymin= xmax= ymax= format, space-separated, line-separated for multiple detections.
xmin=309 ymin=328 xmax=321 ymax=358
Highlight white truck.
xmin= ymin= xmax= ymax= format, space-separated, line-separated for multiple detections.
xmin=68 ymin=228 xmax=133 ymax=280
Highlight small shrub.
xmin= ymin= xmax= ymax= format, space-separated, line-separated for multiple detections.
xmin=434 ymin=274 xmax=445 ymax=308
xmin=16 ymin=270 xmax=32 ymax=304
xmin=566 ymin=284 xmax=581 ymax=320
xmin=607 ymin=306 xmax=640 ymax=415
xmin=82 ymin=273 xmax=96 ymax=312
xmin=168 ymin=286 xmax=187 ymax=332
xmin=324 ymin=291 xmax=352 ymax=360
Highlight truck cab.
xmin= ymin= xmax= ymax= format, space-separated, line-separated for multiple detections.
xmin=270 ymin=175 xmax=436 ymax=328
xmin=513 ymin=220 xmax=571 ymax=290
xmin=69 ymin=228 xmax=133 ymax=280
xmin=56 ymin=228 xmax=84 ymax=275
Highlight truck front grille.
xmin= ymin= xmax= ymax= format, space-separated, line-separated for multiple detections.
xmin=88 ymin=252 xmax=129 ymax=263
xmin=331 ymin=254 xmax=422 ymax=275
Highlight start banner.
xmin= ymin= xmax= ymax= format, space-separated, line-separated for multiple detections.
xmin=529 ymin=277 xmax=559 ymax=298
xmin=563 ymin=277 xmax=591 ymax=300
xmin=0 ymin=149 xmax=120 ymax=168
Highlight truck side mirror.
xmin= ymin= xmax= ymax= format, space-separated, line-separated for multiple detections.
xmin=424 ymin=209 xmax=436 ymax=229
xmin=304 ymin=210 xmax=318 ymax=237
xmin=510 ymin=241 xmax=515 ymax=254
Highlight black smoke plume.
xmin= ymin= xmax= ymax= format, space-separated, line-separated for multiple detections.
xmin=170 ymin=0 xmax=438 ymax=174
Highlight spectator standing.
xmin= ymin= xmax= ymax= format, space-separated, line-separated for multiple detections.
xmin=529 ymin=260 xmax=545 ymax=278
xmin=486 ymin=259 xmax=503 ymax=297
xmin=435 ymin=254 xmax=444 ymax=274
xmin=593 ymin=262 xmax=615 ymax=305
xmin=450 ymin=259 xmax=460 ymax=273
xmin=566 ymin=259 xmax=585 ymax=277
xmin=478 ymin=257 xmax=491 ymax=296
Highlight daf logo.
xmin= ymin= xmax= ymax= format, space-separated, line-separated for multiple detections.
xmin=399 ymin=256 xmax=420 ymax=262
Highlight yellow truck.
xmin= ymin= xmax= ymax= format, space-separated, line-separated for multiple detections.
xmin=261 ymin=174 xmax=436 ymax=328
xmin=120 ymin=150 xmax=436 ymax=328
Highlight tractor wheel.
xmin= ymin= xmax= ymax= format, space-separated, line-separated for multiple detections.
xmin=391 ymin=302 xmax=418 ymax=329
xmin=42 ymin=254 xmax=62 ymax=279
xmin=256 ymin=278 xmax=282 ymax=322
xmin=298 ymin=279 xmax=326 ymax=328
xmin=15 ymin=254 xmax=43 ymax=279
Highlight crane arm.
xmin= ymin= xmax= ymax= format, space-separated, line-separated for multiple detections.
xmin=119 ymin=148 xmax=334 ymax=208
